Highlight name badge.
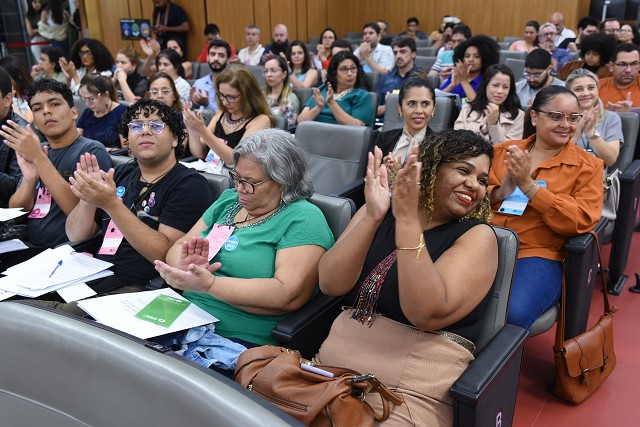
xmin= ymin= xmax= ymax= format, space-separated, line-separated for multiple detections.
xmin=28 ymin=187 xmax=52 ymax=218
xmin=98 ymin=220 xmax=124 ymax=255
xmin=205 ymin=224 xmax=235 ymax=261
xmin=498 ymin=180 xmax=546 ymax=216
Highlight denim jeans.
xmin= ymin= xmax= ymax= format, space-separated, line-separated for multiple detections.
xmin=507 ymin=257 xmax=563 ymax=330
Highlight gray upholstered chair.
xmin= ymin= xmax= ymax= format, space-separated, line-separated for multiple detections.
xmin=416 ymin=46 xmax=436 ymax=57
xmin=0 ymin=301 xmax=302 ymax=427
xmin=414 ymin=55 xmax=437 ymax=73
xmin=499 ymin=50 xmax=527 ymax=64
xmin=294 ymin=121 xmax=372 ymax=205
xmin=506 ymin=58 xmax=526 ymax=82
xmin=503 ymin=36 xmax=524 ymax=45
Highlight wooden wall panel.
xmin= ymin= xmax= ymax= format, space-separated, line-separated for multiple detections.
xmin=87 ymin=0 xmax=592 ymax=64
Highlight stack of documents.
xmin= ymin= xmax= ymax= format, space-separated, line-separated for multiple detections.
xmin=78 ymin=288 xmax=218 ymax=339
xmin=0 ymin=244 xmax=113 ymax=299
xmin=0 ymin=207 xmax=28 ymax=222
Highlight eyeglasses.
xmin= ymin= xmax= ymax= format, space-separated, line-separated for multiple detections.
xmin=338 ymin=66 xmax=358 ymax=74
xmin=605 ymin=28 xmax=621 ymax=34
xmin=149 ymin=89 xmax=173 ymax=97
xmin=78 ymin=50 xmax=93 ymax=57
xmin=538 ymin=32 xmax=557 ymax=39
xmin=619 ymin=29 xmax=633 ymax=33
xmin=536 ymin=110 xmax=583 ymax=124
xmin=523 ymin=70 xmax=546 ymax=80
xmin=322 ymin=34 xmax=335 ymax=40
xmin=217 ymin=92 xmax=240 ymax=103
xmin=228 ymin=170 xmax=270 ymax=194
xmin=80 ymin=92 xmax=102 ymax=105
xmin=127 ymin=120 xmax=166 ymax=135
xmin=613 ymin=61 xmax=640 ymax=69
xmin=263 ymin=67 xmax=283 ymax=75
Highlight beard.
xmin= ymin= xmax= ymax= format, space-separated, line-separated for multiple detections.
xmin=209 ymin=61 xmax=227 ymax=74
xmin=270 ymin=40 xmax=289 ymax=56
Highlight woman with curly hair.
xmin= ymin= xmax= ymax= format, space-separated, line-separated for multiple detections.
xmin=455 ymin=64 xmax=525 ymax=143
xmin=318 ymin=128 xmax=498 ymax=426
xmin=558 ymin=33 xmax=617 ymax=80
xmin=440 ymin=35 xmax=500 ymax=103
xmin=60 ymin=38 xmax=115 ymax=95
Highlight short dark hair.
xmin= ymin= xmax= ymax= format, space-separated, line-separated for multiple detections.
xmin=398 ymin=74 xmax=435 ymax=106
xmin=392 ymin=37 xmax=417 ymax=52
xmin=453 ymin=35 xmax=500 ymax=75
xmin=209 ymin=39 xmax=231 ymax=58
xmin=612 ymin=42 xmax=640 ymax=63
xmin=326 ymin=51 xmax=363 ymax=90
xmin=577 ymin=16 xmax=598 ymax=31
xmin=362 ymin=22 xmax=381 ymax=35
xmin=407 ymin=17 xmax=419 ymax=25
xmin=41 ymin=46 xmax=64 ymax=73
xmin=204 ymin=23 xmax=220 ymax=36
xmin=579 ymin=33 xmax=617 ymax=64
xmin=118 ymin=98 xmax=186 ymax=159
xmin=524 ymin=20 xmax=540 ymax=31
xmin=452 ymin=23 xmax=472 ymax=38
xmin=330 ymin=39 xmax=353 ymax=52
xmin=524 ymin=48 xmax=552 ymax=69
xmin=24 ymin=78 xmax=74 ymax=109
xmin=600 ymin=18 xmax=619 ymax=31
xmin=0 ymin=67 xmax=11 ymax=97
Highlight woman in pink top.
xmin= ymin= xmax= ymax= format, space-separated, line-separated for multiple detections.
xmin=509 ymin=21 xmax=540 ymax=53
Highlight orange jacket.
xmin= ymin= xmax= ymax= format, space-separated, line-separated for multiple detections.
xmin=489 ymin=135 xmax=604 ymax=261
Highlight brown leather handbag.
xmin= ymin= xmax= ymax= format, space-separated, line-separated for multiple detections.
xmin=553 ymin=231 xmax=618 ymax=404
xmin=234 ymin=345 xmax=403 ymax=426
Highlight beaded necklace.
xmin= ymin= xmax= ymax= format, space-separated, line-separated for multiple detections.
xmin=222 ymin=201 xmax=288 ymax=229
xmin=351 ymin=250 xmax=398 ymax=326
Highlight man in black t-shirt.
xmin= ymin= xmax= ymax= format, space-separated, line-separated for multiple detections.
xmin=65 ymin=99 xmax=213 ymax=294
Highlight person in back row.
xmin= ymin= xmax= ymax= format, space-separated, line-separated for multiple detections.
xmin=516 ymin=49 xmax=565 ymax=107
xmin=0 ymin=66 xmax=26 ymax=207
xmin=0 ymin=78 xmax=111 ymax=252
xmin=191 ymin=39 xmax=231 ymax=111
xmin=354 ymin=22 xmax=394 ymax=75
xmin=598 ymin=43 xmax=640 ymax=112
xmin=375 ymin=37 xmax=421 ymax=117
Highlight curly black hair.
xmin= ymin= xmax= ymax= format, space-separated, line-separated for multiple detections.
xmin=418 ymin=128 xmax=494 ymax=223
xmin=118 ymin=98 xmax=186 ymax=159
xmin=70 ymin=38 xmax=115 ymax=73
xmin=24 ymin=78 xmax=74 ymax=108
xmin=578 ymin=33 xmax=618 ymax=65
xmin=453 ymin=35 xmax=500 ymax=75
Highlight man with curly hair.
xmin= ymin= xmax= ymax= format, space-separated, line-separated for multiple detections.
xmin=0 ymin=78 xmax=111 ymax=250
xmin=63 ymin=98 xmax=213 ymax=298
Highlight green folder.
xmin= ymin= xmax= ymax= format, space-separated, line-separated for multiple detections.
xmin=135 ymin=294 xmax=191 ymax=327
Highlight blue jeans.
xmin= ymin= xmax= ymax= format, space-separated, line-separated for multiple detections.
xmin=507 ymin=257 xmax=563 ymax=330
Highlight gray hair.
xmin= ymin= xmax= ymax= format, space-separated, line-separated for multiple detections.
xmin=232 ymin=129 xmax=314 ymax=203
xmin=539 ymin=22 xmax=556 ymax=34
xmin=246 ymin=24 xmax=260 ymax=35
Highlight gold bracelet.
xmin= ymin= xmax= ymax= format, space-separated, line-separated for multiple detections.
xmin=397 ymin=233 xmax=426 ymax=260
xmin=523 ymin=182 xmax=537 ymax=198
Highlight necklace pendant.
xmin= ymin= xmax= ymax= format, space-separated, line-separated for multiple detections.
xmin=139 ymin=185 xmax=149 ymax=196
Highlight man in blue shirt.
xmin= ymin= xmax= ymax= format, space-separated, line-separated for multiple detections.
xmin=376 ymin=38 xmax=421 ymax=117
xmin=190 ymin=39 xmax=231 ymax=111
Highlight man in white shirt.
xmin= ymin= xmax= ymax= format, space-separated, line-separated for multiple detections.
xmin=353 ymin=22 xmax=394 ymax=75
xmin=551 ymin=12 xmax=576 ymax=47
xmin=237 ymin=25 xmax=264 ymax=66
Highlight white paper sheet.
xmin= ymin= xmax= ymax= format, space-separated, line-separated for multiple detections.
xmin=0 ymin=239 xmax=29 ymax=254
xmin=0 ymin=208 xmax=28 ymax=222
xmin=77 ymin=288 xmax=218 ymax=339
xmin=0 ymin=289 xmax=16 ymax=301
xmin=57 ymin=282 xmax=97 ymax=303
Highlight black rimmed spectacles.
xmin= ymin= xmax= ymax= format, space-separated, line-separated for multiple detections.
xmin=229 ymin=170 xmax=271 ymax=194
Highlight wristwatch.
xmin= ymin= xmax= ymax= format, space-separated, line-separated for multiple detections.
xmin=588 ymin=130 xmax=600 ymax=141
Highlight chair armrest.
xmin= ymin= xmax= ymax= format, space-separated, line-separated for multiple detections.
xmin=272 ymin=293 xmax=344 ymax=359
xmin=451 ymin=324 xmax=528 ymax=427
xmin=620 ymin=159 xmax=640 ymax=184
xmin=330 ymin=179 xmax=365 ymax=209
xmin=109 ymin=148 xmax=131 ymax=156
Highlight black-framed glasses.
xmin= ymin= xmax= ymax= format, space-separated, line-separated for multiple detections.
xmin=338 ymin=66 xmax=358 ymax=74
xmin=613 ymin=61 xmax=640 ymax=69
xmin=217 ymin=92 xmax=240 ymax=103
xmin=538 ymin=31 xmax=557 ymax=39
xmin=127 ymin=120 xmax=166 ymax=135
xmin=229 ymin=170 xmax=270 ymax=194
xmin=536 ymin=110 xmax=583 ymax=124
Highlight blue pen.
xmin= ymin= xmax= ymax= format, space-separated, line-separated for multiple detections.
xmin=49 ymin=260 xmax=63 ymax=278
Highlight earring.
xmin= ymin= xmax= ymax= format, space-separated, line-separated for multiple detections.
xmin=431 ymin=113 xmax=435 ymax=117
xmin=399 ymin=112 xmax=403 ymax=117
xmin=532 ymin=121 xmax=536 ymax=127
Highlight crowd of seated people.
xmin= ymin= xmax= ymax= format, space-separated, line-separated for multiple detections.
xmin=0 ymin=9 xmax=635 ymax=424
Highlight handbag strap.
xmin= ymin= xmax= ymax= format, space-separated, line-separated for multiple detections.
xmin=351 ymin=374 xmax=404 ymax=422
xmin=555 ymin=230 xmax=615 ymax=348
